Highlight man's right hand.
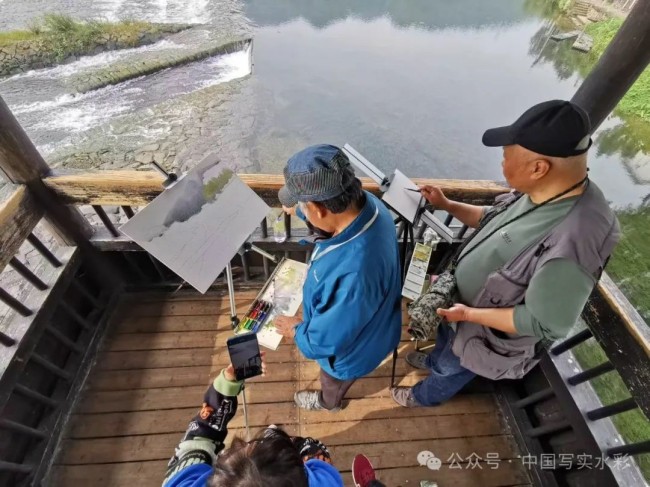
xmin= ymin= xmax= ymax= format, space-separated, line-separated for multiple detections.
xmin=282 ymin=205 xmax=296 ymax=216
xmin=420 ymin=185 xmax=450 ymax=210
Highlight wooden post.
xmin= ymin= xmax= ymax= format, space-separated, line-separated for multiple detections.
xmin=0 ymin=96 xmax=124 ymax=286
xmin=571 ymin=0 xmax=650 ymax=131
xmin=0 ymin=96 xmax=93 ymax=245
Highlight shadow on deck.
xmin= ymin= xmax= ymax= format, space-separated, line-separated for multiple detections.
xmin=49 ymin=286 xmax=530 ymax=487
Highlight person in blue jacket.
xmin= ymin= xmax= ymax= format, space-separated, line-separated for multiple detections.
xmin=274 ymin=144 xmax=402 ymax=412
xmin=162 ymin=359 xmax=345 ymax=487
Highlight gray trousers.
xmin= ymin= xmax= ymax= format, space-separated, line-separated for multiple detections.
xmin=318 ymin=368 xmax=356 ymax=410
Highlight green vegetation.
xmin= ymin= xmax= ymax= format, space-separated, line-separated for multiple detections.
xmin=203 ymin=170 xmax=235 ymax=201
xmin=0 ymin=14 xmax=165 ymax=60
xmin=607 ymin=206 xmax=650 ymax=320
xmin=573 ymin=339 xmax=650 ymax=479
xmin=585 ymin=18 xmax=650 ymax=122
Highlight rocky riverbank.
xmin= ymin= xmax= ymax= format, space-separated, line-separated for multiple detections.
xmin=0 ymin=15 xmax=190 ymax=77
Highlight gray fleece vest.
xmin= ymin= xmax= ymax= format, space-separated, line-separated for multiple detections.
xmin=451 ymin=181 xmax=620 ymax=380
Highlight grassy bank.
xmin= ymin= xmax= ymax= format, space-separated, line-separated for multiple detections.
xmin=585 ymin=18 xmax=650 ymax=122
xmin=607 ymin=206 xmax=650 ymax=320
xmin=0 ymin=14 xmax=177 ymax=62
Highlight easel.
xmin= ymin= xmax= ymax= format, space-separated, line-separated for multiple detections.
xmin=342 ymin=144 xmax=456 ymax=387
xmin=149 ymin=161 xmax=275 ymax=440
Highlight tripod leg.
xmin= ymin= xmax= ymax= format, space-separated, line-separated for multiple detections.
xmin=242 ymin=382 xmax=250 ymax=440
xmin=390 ymin=347 xmax=398 ymax=388
xmin=225 ymin=262 xmax=239 ymax=328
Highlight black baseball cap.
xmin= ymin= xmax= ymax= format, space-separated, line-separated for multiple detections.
xmin=482 ymin=100 xmax=592 ymax=157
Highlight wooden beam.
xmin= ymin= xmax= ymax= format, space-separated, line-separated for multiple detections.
xmin=597 ymin=273 xmax=650 ymax=357
xmin=44 ymin=170 xmax=509 ymax=206
xmin=45 ymin=171 xmax=165 ymax=206
xmin=0 ymin=186 xmax=43 ymax=274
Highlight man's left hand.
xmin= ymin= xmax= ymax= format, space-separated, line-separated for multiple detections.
xmin=274 ymin=315 xmax=301 ymax=338
xmin=437 ymin=303 xmax=471 ymax=323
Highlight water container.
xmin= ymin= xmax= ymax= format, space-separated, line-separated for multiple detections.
xmin=273 ymin=215 xmax=287 ymax=243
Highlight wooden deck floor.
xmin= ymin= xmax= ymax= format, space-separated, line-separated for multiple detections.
xmin=50 ymin=287 xmax=530 ymax=487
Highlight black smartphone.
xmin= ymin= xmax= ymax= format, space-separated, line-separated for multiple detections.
xmin=226 ymin=333 xmax=263 ymax=381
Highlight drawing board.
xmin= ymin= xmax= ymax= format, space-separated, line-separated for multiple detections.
xmin=120 ymin=156 xmax=270 ymax=293
xmin=382 ymin=169 xmax=424 ymax=223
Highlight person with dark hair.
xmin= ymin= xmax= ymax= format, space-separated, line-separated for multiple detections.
xmin=162 ymin=359 xmax=345 ymax=487
xmin=273 ymin=144 xmax=402 ymax=412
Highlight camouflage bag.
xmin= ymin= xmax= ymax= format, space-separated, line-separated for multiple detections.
xmin=407 ymin=270 xmax=458 ymax=340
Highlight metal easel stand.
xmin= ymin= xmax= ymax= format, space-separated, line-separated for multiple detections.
xmin=241 ymin=381 xmax=250 ymax=440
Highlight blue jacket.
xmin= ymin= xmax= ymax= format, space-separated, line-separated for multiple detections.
xmin=164 ymin=459 xmax=343 ymax=487
xmin=295 ymin=192 xmax=402 ymax=380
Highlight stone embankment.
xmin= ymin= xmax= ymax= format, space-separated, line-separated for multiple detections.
xmin=68 ymin=37 xmax=250 ymax=93
xmin=0 ymin=23 xmax=190 ymax=77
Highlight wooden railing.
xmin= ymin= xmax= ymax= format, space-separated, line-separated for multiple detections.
xmin=1 ymin=167 xmax=650 ymax=486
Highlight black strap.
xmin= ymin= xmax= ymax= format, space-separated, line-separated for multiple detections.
xmin=450 ymin=177 xmax=589 ymax=272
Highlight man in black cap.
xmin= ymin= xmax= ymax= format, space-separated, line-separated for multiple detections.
xmin=392 ymin=100 xmax=620 ymax=408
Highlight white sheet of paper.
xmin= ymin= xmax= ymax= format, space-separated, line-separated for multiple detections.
xmin=120 ymin=157 xmax=270 ymax=293
xmin=382 ymin=169 xmax=422 ymax=223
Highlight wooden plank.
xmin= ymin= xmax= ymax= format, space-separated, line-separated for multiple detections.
xmin=0 ymin=185 xmax=43 ymax=273
xmin=301 ymin=395 xmax=496 ymax=424
xmin=597 ymin=273 xmax=650 ymax=356
xmin=49 ymin=461 xmax=168 ymax=487
xmin=128 ymin=295 xmax=257 ymax=317
xmin=44 ymin=170 xmax=165 ymax=206
xmin=76 ymin=381 xmax=298 ymax=413
xmin=58 ymin=425 xmax=301 ymax=465
xmin=68 ymin=403 xmax=298 ymax=438
xmin=104 ymin=331 xmax=221 ymax=351
xmin=345 ymin=461 xmax=530 ymax=487
xmin=88 ymin=361 xmax=302 ymax=390
xmin=44 ymin=170 xmax=508 ymax=206
xmin=86 ymin=366 xmax=214 ymax=390
xmin=97 ymin=345 xmax=299 ymax=370
xmin=98 ymin=347 xmax=214 ymax=370
xmin=114 ymin=314 xmax=239 ymax=333
xmin=331 ymin=435 xmax=520 ymax=471
xmin=49 ymin=460 xmax=167 ymax=487
xmin=301 ymin=412 xmax=504 ymax=446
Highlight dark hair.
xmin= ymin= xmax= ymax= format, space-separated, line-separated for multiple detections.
xmin=208 ymin=428 xmax=308 ymax=487
xmin=319 ymin=175 xmax=366 ymax=214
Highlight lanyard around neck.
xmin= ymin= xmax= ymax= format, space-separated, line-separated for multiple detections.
xmin=310 ymin=206 xmax=380 ymax=264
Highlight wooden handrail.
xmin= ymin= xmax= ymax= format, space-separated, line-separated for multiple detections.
xmin=596 ymin=274 xmax=650 ymax=358
xmin=0 ymin=186 xmax=43 ymax=274
xmin=43 ymin=170 xmax=509 ymax=206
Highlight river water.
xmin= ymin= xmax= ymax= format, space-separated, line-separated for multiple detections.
xmin=0 ymin=0 xmax=649 ymax=209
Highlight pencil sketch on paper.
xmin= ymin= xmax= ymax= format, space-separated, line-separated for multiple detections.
xmin=120 ymin=155 xmax=270 ymax=293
